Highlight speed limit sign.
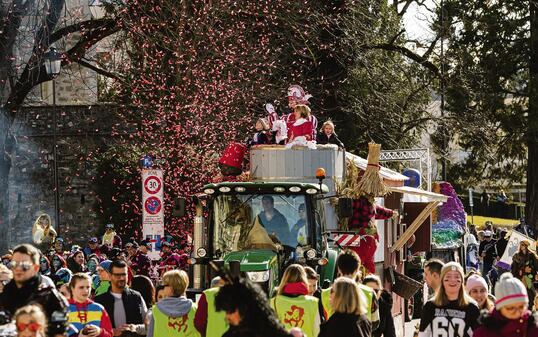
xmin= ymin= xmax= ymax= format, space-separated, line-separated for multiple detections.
xmin=142 ymin=169 xmax=164 ymax=260
xmin=144 ymin=175 xmax=162 ymax=194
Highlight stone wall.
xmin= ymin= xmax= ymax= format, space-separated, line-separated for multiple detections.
xmin=7 ymin=104 xmax=131 ymax=249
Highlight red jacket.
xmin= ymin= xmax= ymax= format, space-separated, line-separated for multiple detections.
xmin=474 ymin=309 xmax=538 ymax=337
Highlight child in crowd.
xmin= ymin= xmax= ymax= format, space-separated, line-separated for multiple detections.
xmin=66 ymin=273 xmax=113 ymax=337
xmin=14 ymin=305 xmax=47 ymax=337
xmin=316 ymin=120 xmax=344 ymax=148
xmin=474 ymin=273 xmax=538 ymax=337
xmin=465 ymin=274 xmax=494 ymax=311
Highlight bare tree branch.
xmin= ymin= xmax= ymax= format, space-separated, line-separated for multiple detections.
xmin=75 ymin=58 xmax=123 ymax=82
xmin=364 ymin=43 xmax=440 ymax=76
xmin=49 ymin=18 xmax=117 ymax=44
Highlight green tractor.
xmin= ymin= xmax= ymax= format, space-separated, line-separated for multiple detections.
xmin=189 ymin=181 xmax=346 ymax=296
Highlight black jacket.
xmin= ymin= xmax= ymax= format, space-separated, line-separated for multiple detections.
xmin=94 ymin=287 xmax=146 ymax=335
xmin=316 ymin=132 xmax=344 ymax=148
xmin=319 ymin=312 xmax=371 ymax=337
xmin=374 ymin=290 xmax=396 ymax=337
xmin=0 ymin=275 xmax=68 ymax=337
xmin=223 ymin=325 xmax=291 ymax=337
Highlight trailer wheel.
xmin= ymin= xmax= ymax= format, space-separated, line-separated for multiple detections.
xmin=404 ymin=297 xmax=414 ymax=322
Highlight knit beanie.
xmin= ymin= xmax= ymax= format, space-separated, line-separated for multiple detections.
xmin=465 ymin=274 xmax=488 ymax=293
xmin=494 ymin=272 xmax=528 ymax=310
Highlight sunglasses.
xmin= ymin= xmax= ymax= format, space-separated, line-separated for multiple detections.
xmin=16 ymin=322 xmax=41 ymax=332
xmin=9 ymin=261 xmax=34 ymax=271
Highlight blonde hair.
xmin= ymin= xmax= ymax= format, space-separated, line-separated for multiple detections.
xmin=434 ymin=262 xmax=473 ymax=307
xmin=332 ymin=277 xmax=364 ymax=315
xmin=294 ymin=104 xmax=311 ymax=118
xmin=320 ymin=120 xmax=335 ymax=132
xmin=14 ymin=304 xmax=47 ymax=335
xmin=277 ymin=264 xmax=308 ymax=296
xmin=32 ymin=214 xmax=53 ymax=237
xmin=256 ymin=118 xmax=269 ymax=131
xmin=162 ymin=269 xmax=189 ymax=296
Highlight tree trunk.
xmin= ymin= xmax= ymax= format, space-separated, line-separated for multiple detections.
xmin=0 ymin=110 xmax=13 ymax=252
xmin=527 ymin=0 xmax=538 ymax=234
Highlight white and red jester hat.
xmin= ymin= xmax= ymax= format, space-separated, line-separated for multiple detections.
xmin=265 ymin=103 xmax=276 ymax=114
xmin=288 ymin=85 xmax=312 ymax=105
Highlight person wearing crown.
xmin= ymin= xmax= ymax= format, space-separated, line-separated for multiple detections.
xmin=283 ymin=85 xmax=317 ymax=140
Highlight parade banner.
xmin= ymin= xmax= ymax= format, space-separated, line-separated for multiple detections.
xmin=497 ymin=230 xmax=536 ymax=270
xmin=142 ymin=169 xmax=164 ymax=260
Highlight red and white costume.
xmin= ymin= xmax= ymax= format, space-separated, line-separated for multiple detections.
xmin=283 ymin=112 xmax=318 ymax=140
xmin=284 ymin=85 xmax=317 ymax=139
xmin=286 ymin=118 xmax=316 ymax=149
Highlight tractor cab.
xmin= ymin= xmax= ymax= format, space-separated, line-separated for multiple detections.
xmin=192 ymin=181 xmax=335 ymax=296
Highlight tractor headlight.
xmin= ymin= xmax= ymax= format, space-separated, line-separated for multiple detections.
xmin=246 ymin=270 xmax=270 ymax=283
xmin=305 ymin=249 xmax=317 ymax=259
xmin=196 ymin=247 xmax=207 ymax=258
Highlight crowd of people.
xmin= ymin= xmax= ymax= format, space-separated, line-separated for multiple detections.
xmin=0 ymin=235 xmax=395 ymax=337
xmin=419 ymin=256 xmax=538 ymax=337
xmin=1 ymin=211 xmax=538 ymax=337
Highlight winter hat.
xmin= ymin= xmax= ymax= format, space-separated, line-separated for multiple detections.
xmin=99 ymin=260 xmax=112 ymax=273
xmin=465 ymin=274 xmax=488 ymax=293
xmin=55 ymin=267 xmax=72 ymax=286
xmin=440 ymin=262 xmax=465 ymax=283
xmin=494 ymin=273 xmax=528 ymax=310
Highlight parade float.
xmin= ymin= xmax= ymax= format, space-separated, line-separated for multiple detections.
xmin=178 ymin=83 xmax=448 ymax=335
xmin=430 ymin=182 xmax=467 ymax=263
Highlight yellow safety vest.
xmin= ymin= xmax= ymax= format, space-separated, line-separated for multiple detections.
xmin=152 ymin=303 xmax=200 ymax=337
xmin=271 ymin=294 xmax=320 ymax=337
xmin=204 ymin=287 xmax=229 ymax=337
xmin=320 ymin=286 xmax=373 ymax=321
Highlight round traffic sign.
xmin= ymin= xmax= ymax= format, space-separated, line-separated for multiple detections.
xmin=144 ymin=175 xmax=162 ymax=194
xmin=145 ymin=196 xmax=162 ymax=215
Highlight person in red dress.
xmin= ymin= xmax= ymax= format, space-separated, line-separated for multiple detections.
xmin=283 ymin=85 xmax=317 ymax=139
xmin=286 ymin=104 xmax=316 ymax=149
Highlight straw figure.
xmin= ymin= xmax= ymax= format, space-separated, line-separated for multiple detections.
xmin=336 ymin=142 xmax=395 ymax=273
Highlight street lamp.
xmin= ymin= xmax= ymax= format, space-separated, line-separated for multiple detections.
xmin=44 ymin=48 xmax=62 ymax=77
xmin=89 ymin=0 xmax=106 ymax=19
xmin=44 ymin=48 xmax=62 ymax=236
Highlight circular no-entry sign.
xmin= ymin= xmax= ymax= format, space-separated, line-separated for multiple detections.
xmin=145 ymin=196 xmax=162 ymax=215
xmin=144 ymin=175 xmax=162 ymax=194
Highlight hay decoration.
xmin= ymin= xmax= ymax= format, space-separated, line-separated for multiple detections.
xmin=334 ymin=160 xmax=364 ymax=199
xmin=357 ymin=142 xmax=389 ymax=197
